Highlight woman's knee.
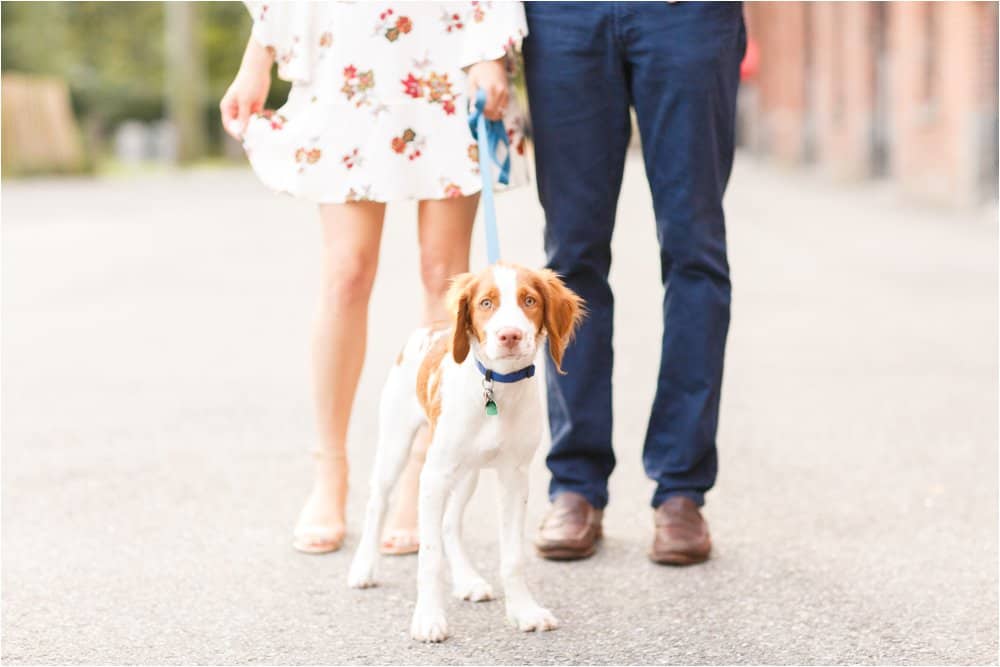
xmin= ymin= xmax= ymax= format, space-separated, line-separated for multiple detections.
xmin=419 ymin=255 xmax=461 ymax=301
xmin=321 ymin=253 xmax=378 ymax=307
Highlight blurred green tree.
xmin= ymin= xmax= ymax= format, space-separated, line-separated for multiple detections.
xmin=1 ymin=1 xmax=288 ymax=161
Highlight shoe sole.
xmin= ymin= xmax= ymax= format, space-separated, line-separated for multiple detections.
xmin=648 ymin=549 xmax=710 ymax=566
xmin=536 ymin=545 xmax=597 ymax=561
xmin=535 ymin=527 xmax=602 ymax=561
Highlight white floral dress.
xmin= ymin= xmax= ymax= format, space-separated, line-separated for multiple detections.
xmin=242 ymin=1 xmax=529 ymax=204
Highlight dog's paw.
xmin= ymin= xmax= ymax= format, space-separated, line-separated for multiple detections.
xmin=346 ymin=560 xmax=377 ymax=589
xmin=507 ymin=605 xmax=559 ymax=633
xmin=453 ymin=577 xmax=495 ymax=602
xmin=410 ymin=607 xmax=449 ymax=642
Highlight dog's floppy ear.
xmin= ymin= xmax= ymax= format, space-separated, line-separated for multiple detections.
xmin=536 ymin=269 xmax=585 ymax=374
xmin=446 ymin=272 xmax=477 ymax=364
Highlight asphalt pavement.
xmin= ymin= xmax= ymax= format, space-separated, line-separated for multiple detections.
xmin=2 ymin=153 xmax=997 ymax=664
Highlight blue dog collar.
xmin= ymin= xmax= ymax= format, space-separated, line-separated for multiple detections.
xmin=474 ymin=358 xmax=535 ymax=383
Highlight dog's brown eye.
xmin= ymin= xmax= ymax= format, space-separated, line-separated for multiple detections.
xmin=479 ymin=298 xmax=493 ymax=309
xmin=524 ymin=296 xmax=536 ymax=307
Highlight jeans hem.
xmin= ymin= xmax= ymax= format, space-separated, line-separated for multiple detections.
xmin=549 ymin=483 xmax=609 ymax=511
xmin=651 ymin=488 xmax=706 ymax=509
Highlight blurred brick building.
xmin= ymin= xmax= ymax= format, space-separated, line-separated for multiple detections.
xmin=739 ymin=1 xmax=998 ymax=206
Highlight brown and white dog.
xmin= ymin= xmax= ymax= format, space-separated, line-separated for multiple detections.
xmin=347 ymin=263 xmax=584 ymax=642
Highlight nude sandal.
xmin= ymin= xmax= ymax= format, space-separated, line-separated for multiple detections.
xmin=293 ymin=449 xmax=348 ymax=555
xmin=380 ymin=529 xmax=419 ymax=556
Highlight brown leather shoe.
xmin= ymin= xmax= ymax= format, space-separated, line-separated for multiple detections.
xmin=534 ymin=492 xmax=603 ymax=560
xmin=650 ymin=496 xmax=712 ymax=565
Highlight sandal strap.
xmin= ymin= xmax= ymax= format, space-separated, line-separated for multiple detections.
xmin=311 ymin=447 xmax=348 ymax=461
xmin=383 ymin=529 xmax=419 ymax=544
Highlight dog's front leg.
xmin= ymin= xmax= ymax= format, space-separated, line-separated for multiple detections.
xmin=497 ymin=464 xmax=558 ymax=633
xmin=410 ymin=453 xmax=454 ymax=642
xmin=444 ymin=470 xmax=494 ymax=602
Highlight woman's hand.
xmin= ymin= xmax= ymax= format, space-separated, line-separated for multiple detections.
xmin=219 ymin=38 xmax=274 ymax=140
xmin=467 ymin=59 xmax=508 ymax=120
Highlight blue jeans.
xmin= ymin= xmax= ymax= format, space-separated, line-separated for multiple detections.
xmin=523 ymin=1 xmax=745 ymax=509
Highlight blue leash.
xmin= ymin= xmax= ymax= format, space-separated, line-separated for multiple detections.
xmin=468 ymin=92 xmax=533 ymax=415
xmin=468 ymin=89 xmax=510 ymax=266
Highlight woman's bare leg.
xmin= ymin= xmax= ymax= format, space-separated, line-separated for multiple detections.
xmin=295 ymin=201 xmax=386 ymax=553
xmin=381 ymin=195 xmax=478 ymax=554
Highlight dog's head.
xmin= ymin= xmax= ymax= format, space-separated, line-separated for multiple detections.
xmin=446 ymin=264 xmax=585 ymax=374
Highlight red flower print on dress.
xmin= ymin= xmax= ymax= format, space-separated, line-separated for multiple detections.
xmin=345 ymin=185 xmax=375 ymax=202
xmin=294 ymin=146 xmax=322 ymax=173
xmin=400 ymin=71 xmax=458 ymax=115
xmin=375 ymin=9 xmax=413 ymax=42
xmin=257 ymin=109 xmax=288 ymax=131
xmin=504 ymin=115 xmax=529 ymax=156
xmin=471 ymin=2 xmax=486 ymax=23
xmin=442 ymin=182 xmax=464 ymax=198
xmin=319 ymin=31 xmax=333 ymax=47
xmin=441 ymin=9 xmax=464 ymax=33
xmin=341 ymin=148 xmax=363 ymax=170
xmin=426 ymin=72 xmax=457 ymax=114
xmin=466 ymin=144 xmax=483 ymax=175
xmin=507 ymin=128 xmax=526 ymax=155
xmin=467 ymin=143 xmax=480 ymax=174
xmin=341 ymin=65 xmax=378 ymax=109
xmin=293 ymin=148 xmax=321 ymax=164
xmin=402 ymin=73 xmax=423 ymax=98
xmin=390 ymin=128 xmax=424 ymax=160
xmin=441 ymin=3 xmax=493 ymax=33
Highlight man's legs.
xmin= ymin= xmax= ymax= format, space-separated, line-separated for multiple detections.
xmin=623 ymin=2 xmax=746 ymax=508
xmin=524 ymin=2 xmax=631 ymax=510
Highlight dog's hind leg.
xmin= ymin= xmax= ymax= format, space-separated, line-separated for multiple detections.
xmin=443 ymin=470 xmax=494 ymax=602
xmin=347 ymin=367 xmax=423 ymax=589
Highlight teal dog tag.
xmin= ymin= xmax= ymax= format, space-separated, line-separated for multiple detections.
xmin=485 ymin=400 xmax=498 ymax=416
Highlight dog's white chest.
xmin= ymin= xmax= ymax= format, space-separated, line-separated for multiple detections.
xmin=471 ymin=389 xmax=543 ymax=465
xmin=438 ymin=376 xmax=543 ymax=467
